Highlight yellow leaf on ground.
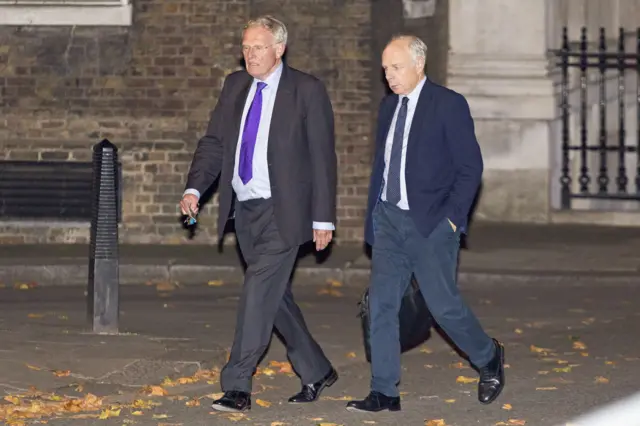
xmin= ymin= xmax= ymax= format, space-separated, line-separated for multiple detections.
xmin=456 ymin=376 xmax=478 ymax=384
xmin=156 ymin=281 xmax=177 ymax=291
xmin=321 ymin=396 xmax=354 ymax=401
xmin=28 ymin=313 xmax=44 ymax=318
xmin=553 ymin=366 xmax=572 ymax=373
xmin=530 ymin=345 xmax=552 ymax=354
xmin=502 ymin=403 xmax=513 ymax=410
xmin=420 ymin=347 xmax=433 ymax=354
xmin=185 ymin=398 xmax=200 ymax=407
xmin=327 ymin=279 xmax=343 ymax=288
xmin=131 ymin=410 xmax=143 ymax=415
xmin=256 ymin=399 xmax=272 ymax=407
xmin=535 ymin=387 xmax=558 ymax=391
xmin=508 ymin=420 xmax=526 ymax=425
xmin=271 ymin=422 xmax=289 ymax=426
xmin=25 ymin=363 xmax=42 ymax=371
xmin=424 ymin=364 xmax=434 ymax=368
xmin=226 ymin=413 xmax=247 ymax=421
xmin=594 ymin=376 xmax=609 ymax=384
xmin=53 ymin=370 xmax=71 ymax=377
xmin=514 ymin=328 xmax=523 ymax=334
xmin=425 ymin=420 xmax=446 ymax=426
xmin=538 ymin=371 xmax=549 ymax=375
xmin=572 ymin=341 xmax=587 ymax=350
xmin=142 ymin=385 xmax=168 ymax=396
xmin=347 ymin=352 xmax=357 ymax=358
xmin=98 ymin=407 xmax=121 ymax=419
xmin=605 ymin=360 xmax=616 ymax=365
xmin=580 ymin=352 xmax=589 ymax=357
xmin=208 ymin=280 xmax=224 ymax=287
xmin=206 ymin=393 xmax=224 ymax=400
xmin=152 ymin=414 xmax=169 ymax=419
xmin=317 ymin=423 xmax=343 ymax=426
xmin=260 ymin=368 xmax=276 ymax=376
xmin=444 ymin=399 xmax=456 ymax=403
xmin=449 ymin=362 xmax=467 ymax=369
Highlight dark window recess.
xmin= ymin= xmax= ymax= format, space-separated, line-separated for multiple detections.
xmin=0 ymin=160 xmax=122 ymax=222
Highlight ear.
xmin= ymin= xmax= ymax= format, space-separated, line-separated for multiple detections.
xmin=275 ymin=43 xmax=286 ymax=59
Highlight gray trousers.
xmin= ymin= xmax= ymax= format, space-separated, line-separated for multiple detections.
xmin=369 ymin=201 xmax=495 ymax=397
xmin=220 ymin=198 xmax=332 ymax=393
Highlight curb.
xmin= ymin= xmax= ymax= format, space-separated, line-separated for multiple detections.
xmin=0 ymin=263 xmax=638 ymax=287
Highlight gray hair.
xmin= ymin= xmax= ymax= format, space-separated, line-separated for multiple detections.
xmin=245 ymin=15 xmax=288 ymax=45
xmin=390 ymin=34 xmax=428 ymax=64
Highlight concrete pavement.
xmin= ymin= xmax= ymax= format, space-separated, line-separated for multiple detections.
xmin=0 ymin=222 xmax=639 ymax=287
xmin=1 ymin=282 xmax=640 ymax=425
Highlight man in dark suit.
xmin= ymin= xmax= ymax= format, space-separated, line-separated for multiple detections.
xmin=346 ymin=35 xmax=505 ymax=413
xmin=180 ymin=15 xmax=338 ymax=413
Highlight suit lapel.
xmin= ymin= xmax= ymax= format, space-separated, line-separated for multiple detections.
xmin=267 ymin=63 xmax=295 ymax=159
xmin=407 ymin=79 xmax=434 ymax=150
xmin=229 ymin=75 xmax=253 ymax=160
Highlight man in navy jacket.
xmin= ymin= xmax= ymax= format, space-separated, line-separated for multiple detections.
xmin=347 ymin=35 xmax=505 ymax=413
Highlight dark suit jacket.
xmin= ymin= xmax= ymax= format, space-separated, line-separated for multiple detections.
xmin=364 ymin=79 xmax=483 ymax=246
xmin=185 ymin=64 xmax=337 ymax=247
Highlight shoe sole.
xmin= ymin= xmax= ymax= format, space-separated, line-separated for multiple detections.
xmin=480 ymin=342 xmax=505 ymax=405
xmin=288 ymin=370 xmax=338 ymax=404
xmin=210 ymin=404 xmax=250 ymax=413
xmin=346 ymin=405 xmax=401 ymax=413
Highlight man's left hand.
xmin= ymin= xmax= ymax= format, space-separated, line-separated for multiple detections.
xmin=313 ymin=229 xmax=333 ymax=251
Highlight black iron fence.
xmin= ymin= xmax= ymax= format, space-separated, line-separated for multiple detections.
xmin=557 ymin=26 xmax=640 ymax=209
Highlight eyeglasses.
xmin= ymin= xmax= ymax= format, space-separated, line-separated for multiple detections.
xmin=242 ymin=44 xmax=275 ymax=55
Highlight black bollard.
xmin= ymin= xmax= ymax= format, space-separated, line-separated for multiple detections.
xmin=88 ymin=139 xmax=120 ymax=334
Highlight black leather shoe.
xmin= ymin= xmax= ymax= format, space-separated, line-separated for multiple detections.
xmin=211 ymin=391 xmax=251 ymax=412
xmin=478 ymin=338 xmax=505 ymax=404
xmin=346 ymin=391 xmax=401 ymax=413
xmin=288 ymin=368 xmax=338 ymax=403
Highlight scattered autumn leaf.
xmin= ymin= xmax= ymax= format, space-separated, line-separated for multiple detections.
xmin=98 ymin=407 xmax=121 ymax=419
xmin=444 ymin=399 xmax=456 ymax=403
xmin=327 ymin=279 xmax=342 ymax=288
xmin=156 ymin=281 xmax=177 ymax=291
xmin=514 ymin=329 xmax=523 ymax=334
xmin=317 ymin=288 xmax=343 ymax=297
xmin=449 ymin=362 xmax=468 ymax=369
xmin=553 ymin=367 xmax=572 ymax=373
xmin=53 ymin=370 xmax=71 ymax=377
xmin=256 ymin=399 xmax=272 ymax=408
xmin=141 ymin=385 xmax=168 ymax=396
xmin=594 ymin=376 xmax=609 ymax=384
xmin=507 ymin=420 xmax=526 ymax=425
xmin=572 ymin=341 xmax=587 ymax=350
xmin=271 ymin=422 xmax=290 ymax=426
xmin=346 ymin=352 xmax=357 ymax=359
xmin=455 ymin=376 xmax=478 ymax=384
xmin=420 ymin=347 xmax=433 ymax=354
xmin=185 ymin=398 xmax=200 ymax=407
xmin=605 ymin=360 xmax=616 ymax=366
xmin=425 ymin=420 xmax=446 ymax=426
xmin=502 ymin=403 xmax=512 ymax=410
xmin=535 ymin=387 xmax=558 ymax=391
xmin=25 ymin=364 xmax=42 ymax=371
xmin=152 ymin=413 xmax=170 ymax=419
xmin=27 ymin=313 xmax=44 ymax=319
xmin=530 ymin=345 xmax=552 ymax=355
xmin=208 ymin=280 xmax=224 ymax=287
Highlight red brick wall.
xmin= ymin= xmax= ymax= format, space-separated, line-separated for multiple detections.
xmin=0 ymin=0 xmax=372 ymax=244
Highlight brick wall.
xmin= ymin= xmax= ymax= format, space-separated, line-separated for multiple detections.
xmin=0 ymin=0 xmax=372 ymax=244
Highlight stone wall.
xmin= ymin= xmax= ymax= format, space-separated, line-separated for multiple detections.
xmin=0 ymin=0 xmax=372 ymax=244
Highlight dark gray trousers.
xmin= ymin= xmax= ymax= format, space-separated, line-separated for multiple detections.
xmin=369 ymin=201 xmax=495 ymax=397
xmin=220 ymin=198 xmax=332 ymax=393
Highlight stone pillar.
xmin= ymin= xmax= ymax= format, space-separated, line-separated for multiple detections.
xmin=447 ymin=0 xmax=557 ymax=223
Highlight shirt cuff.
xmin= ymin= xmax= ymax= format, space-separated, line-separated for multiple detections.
xmin=183 ymin=188 xmax=201 ymax=199
xmin=312 ymin=221 xmax=335 ymax=231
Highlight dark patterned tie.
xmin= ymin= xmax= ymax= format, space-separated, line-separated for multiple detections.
xmin=385 ymin=96 xmax=409 ymax=205
xmin=238 ymin=82 xmax=267 ymax=184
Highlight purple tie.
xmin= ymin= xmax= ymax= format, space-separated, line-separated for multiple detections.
xmin=238 ymin=82 xmax=267 ymax=184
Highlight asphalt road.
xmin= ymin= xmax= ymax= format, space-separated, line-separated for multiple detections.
xmin=1 ymin=281 xmax=639 ymax=425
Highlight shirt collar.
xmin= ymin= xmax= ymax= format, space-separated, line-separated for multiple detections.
xmin=255 ymin=61 xmax=283 ymax=88
xmin=403 ymin=76 xmax=427 ymax=106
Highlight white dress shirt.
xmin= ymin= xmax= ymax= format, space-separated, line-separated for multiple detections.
xmin=185 ymin=62 xmax=334 ymax=231
xmin=381 ymin=76 xmax=427 ymax=210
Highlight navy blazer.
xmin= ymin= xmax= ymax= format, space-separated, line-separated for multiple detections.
xmin=364 ymin=79 xmax=483 ymax=246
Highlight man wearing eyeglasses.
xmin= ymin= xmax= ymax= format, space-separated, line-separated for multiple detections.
xmin=179 ymin=15 xmax=338 ymax=413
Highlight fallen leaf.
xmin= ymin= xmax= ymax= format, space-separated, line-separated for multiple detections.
xmin=28 ymin=313 xmax=44 ymax=319
xmin=420 ymin=347 xmax=433 ymax=354
xmin=131 ymin=410 xmax=144 ymax=415
xmin=581 ymin=317 xmax=595 ymax=325
xmin=208 ymin=280 xmax=224 ymax=287
xmin=424 ymin=364 xmax=434 ymax=368
xmin=444 ymin=399 xmax=456 ymax=403
xmin=206 ymin=393 xmax=224 ymax=400
xmin=185 ymin=398 xmax=200 ymax=407
xmin=449 ymin=362 xmax=468 ymax=369
xmin=594 ymin=376 xmax=609 ymax=384
xmin=553 ymin=366 xmax=572 ymax=373
xmin=425 ymin=420 xmax=446 ymax=426
xmin=605 ymin=360 xmax=616 ymax=365
xmin=141 ymin=385 xmax=168 ymax=396
xmin=152 ymin=414 xmax=170 ymax=419
xmin=538 ymin=371 xmax=549 ymax=375
xmin=256 ymin=399 xmax=271 ymax=407
xmin=346 ymin=352 xmax=357 ymax=359
xmin=156 ymin=281 xmax=177 ymax=291
xmin=514 ymin=328 xmax=523 ymax=334
xmin=271 ymin=422 xmax=289 ymax=426
xmin=321 ymin=396 xmax=354 ymax=401
xmin=327 ymin=279 xmax=342 ymax=288
xmin=507 ymin=420 xmax=526 ymax=425
xmin=455 ymin=376 xmax=478 ymax=384
xmin=53 ymin=370 xmax=71 ymax=377
xmin=535 ymin=387 xmax=558 ymax=390
xmin=572 ymin=341 xmax=587 ymax=350
xmin=530 ymin=345 xmax=552 ymax=354
xmin=25 ymin=363 xmax=42 ymax=371
xmin=580 ymin=352 xmax=589 ymax=357
xmin=98 ymin=407 xmax=121 ymax=419
xmin=502 ymin=403 xmax=512 ymax=410
xmin=556 ymin=360 xmax=569 ymax=365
